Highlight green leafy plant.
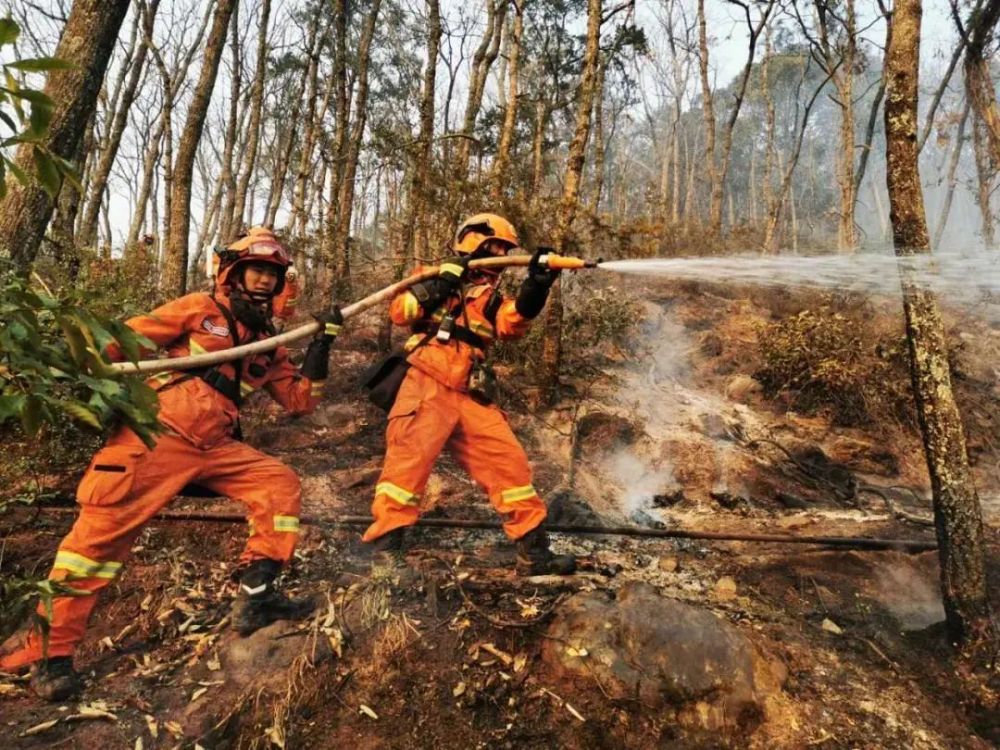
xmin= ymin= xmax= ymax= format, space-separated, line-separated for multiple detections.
xmin=0 ymin=16 xmax=78 ymax=198
xmin=0 ymin=263 xmax=161 ymax=446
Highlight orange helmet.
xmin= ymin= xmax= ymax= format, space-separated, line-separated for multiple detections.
xmin=454 ymin=213 xmax=519 ymax=256
xmin=216 ymin=226 xmax=291 ymax=297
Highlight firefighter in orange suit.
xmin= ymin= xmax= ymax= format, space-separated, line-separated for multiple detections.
xmin=1 ymin=229 xmax=343 ymax=701
xmin=363 ymin=213 xmax=576 ymax=577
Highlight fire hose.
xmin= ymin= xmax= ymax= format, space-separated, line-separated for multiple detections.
xmin=32 ymin=506 xmax=937 ymax=552
xmin=110 ymin=253 xmax=597 ymax=374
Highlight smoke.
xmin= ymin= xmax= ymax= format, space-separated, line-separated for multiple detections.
xmin=606 ymin=449 xmax=676 ymax=521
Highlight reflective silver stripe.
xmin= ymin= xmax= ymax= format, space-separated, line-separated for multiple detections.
xmin=376 ymin=482 xmax=418 ymax=506
xmin=53 ymin=551 xmax=122 ymax=579
xmin=500 ymin=485 xmax=538 ymax=504
xmin=274 ymin=515 xmax=300 ymax=533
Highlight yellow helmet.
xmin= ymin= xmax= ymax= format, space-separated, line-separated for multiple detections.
xmin=454 ymin=213 xmax=520 ymax=256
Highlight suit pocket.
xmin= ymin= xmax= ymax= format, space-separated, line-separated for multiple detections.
xmin=76 ymin=444 xmax=146 ymax=506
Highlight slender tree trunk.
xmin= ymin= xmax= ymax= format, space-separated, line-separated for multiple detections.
xmin=0 ymin=0 xmax=131 ymax=272
xmin=972 ymin=114 xmax=997 ymax=245
xmin=326 ymin=0 xmax=382 ymax=302
xmin=216 ymin=4 xmax=243 ymax=243
xmin=963 ymin=0 xmax=1000 ymax=166
xmin=288 ymin=16 xmax=326 ymax=234
xmin=490 ymin=0 xmax=524 ymax=201
xmin=232 ymin=0 xmax=271 ymax=232
xmin=588 ymin=57 xmax=607 ymax=213
xmin=529 ymin=96 xmax=551 ymax=206
xmin=884 ymin=0 xmax=995 ymax=655
xmin=79 ymin=0 xmax=161 ymax=247
xmin=932 ymin=99 xmax=971 ymax=249
xmin=540 ymin=0 xmax=601 ymax=404
xmin=162 ymin=0 xmax=237 ymax=296
xmin=454 ymin=0 xmax=507 ymax=177
xmin=50 ymin=128 xmax=88 ymax=276
xmin=126 ymin=118 xmax=165 ymax=250
xmin=696 ymin=0 xmax=717 ymax=229
xmin=836 ymin=0 xmax=858 ymax=251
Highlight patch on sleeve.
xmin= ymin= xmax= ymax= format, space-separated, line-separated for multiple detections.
xmin=201 ymin=317 xmax=230 ymax=337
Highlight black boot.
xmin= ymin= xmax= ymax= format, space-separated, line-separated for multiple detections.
xmin=369 ymin=527 xmax=407 ymax=572
xmin=29 ymin=656 xmax=82 ymax=701
xmin=515 ymin=528 xmax=576 ymax=576
xmin=232 ymin=559 xmax=315 ymax=637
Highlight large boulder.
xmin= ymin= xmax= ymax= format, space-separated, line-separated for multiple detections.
xmin=543 ymin=582 xmax=785 ymax=732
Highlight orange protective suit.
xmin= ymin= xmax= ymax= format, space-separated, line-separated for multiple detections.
xmin=272 ymin=265 xmax=300 ymax=321
xmin=1 ymin=292 xmax=322 ymax=670
xmin=362 ymin=272 xmax=548 ymax=543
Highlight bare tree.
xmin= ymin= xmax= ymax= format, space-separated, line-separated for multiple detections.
xmin=0 ymin=0 xmax=132 ymax=271
xmin=884 ymin=0 xmax=996 ymax=656
xmin=162 ymin=0 xmax=238 ymax=296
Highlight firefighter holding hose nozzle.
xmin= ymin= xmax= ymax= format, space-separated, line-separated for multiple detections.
xmin=361 ymin=213 xmax=576 ymax=576
xmin=0 ymin=227 xmax=344 ymax=701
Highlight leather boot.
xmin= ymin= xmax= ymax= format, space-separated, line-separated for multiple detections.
xmin=369 ymin=527 xmax=407 ymax=572
xmin=231 ymin=559 xmax=315 ymax=636
xmin=515 ymin=528 xmax=576 ymax=576
xmin=29 ymin=656 xmax=82 ymax=701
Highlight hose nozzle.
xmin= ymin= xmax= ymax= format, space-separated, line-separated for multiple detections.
xmin=539 ymin=253 xmax=599 ymax=270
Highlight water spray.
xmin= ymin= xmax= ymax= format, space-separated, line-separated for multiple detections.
xmin=110 ymin=253 xmax=600 ymax=375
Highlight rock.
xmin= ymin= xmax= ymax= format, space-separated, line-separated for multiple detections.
xmin=724 ymin=375 xmax=762 ymax=404
xmin=220 ymin=619 xmax=333 ymax=689
xmin=710 ymin=489 xmax=743 ymax=509
xmin=543 ymin=583 xmax=785 ymax=732
xmin=714 ymin=576 xmax=738 ymax=601
xmin=699 ymin=412 xmax=730 ymax=440
xmin=629 ymin=509 xmax=666 ymax=529
xmin=652 ymin=488 xmax=685 ymax=507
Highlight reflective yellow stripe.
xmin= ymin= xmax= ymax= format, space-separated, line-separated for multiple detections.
xmin=440 ymin=262 xmax=464 ymax=277
xmin=310 ymin=381 xmax=324 ymax=396
xmin=500 ymin=485 xmax=538 ymax=504
xmin=469 ymin=320 xmax=495 ymax=339
xmin=274 ymin=515 xmax=300 ymax=533
xmin=189 ymin=338 xmax=208 ymax=356
xmin=403 ymin=294 xmax=420 ymax=320
xmin=150 ymin=371 xmax=173 ymax=386
xmin=248 ymin=519 xmax=257 ymax=537
xmin=325 ymin=323 xmax=342 ymax=336
xmin=240 ymin=381 xmax=256 ymax=396
xmin=376 ymin=481 xmax=418 ymax=506
xmin=404 ymin=334 xmax=424 ymax=352
xmin=53 ymin=551 xmax=122 ymax=579
xmin=431 ymin=305 xmax=448 ymax=322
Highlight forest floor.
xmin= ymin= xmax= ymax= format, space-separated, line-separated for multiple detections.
xmin=1 ymin=273 xmax=999 ymax=748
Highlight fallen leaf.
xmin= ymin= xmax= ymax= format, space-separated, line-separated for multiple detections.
xmin=821 ymin=618 xmax=843 ymax=635
xmin=0 ymin=684 xmax=21 ymax=696
xmin=144 ymin=714 xmax=158 ymax=738
xmin=206 ymin=654 xmax=221 ymax=672
xmin=265 ymin=724 xmax=286 ymax=749
xmin=19 ymin=719 xmax=60 ymax=737
xmin=134 ymin=738 xmax=143 ymax=750
xmin=513 ymin=654 xmax=528 ymax=673
xmin=359 ymin=704 xmax=379 ymax=720
xmin=164 ymin=719 xmax=184 ymax=738
xmin=452 ymin=682 xmax=466 ymax=698
xmin=140 ymin=593 xmax=153 ymax=611
xmin=99 ymin=636 xmax=115 ymax=651
xmin=190 ymin=687 xmax=208 ymax=702
xmin=481 ymin=643 xmax=513 ymax=666
xmin=565 ymin=646 xmax=589 ymax=658
xmin=713 ymin=576 xmax=738 ymax=601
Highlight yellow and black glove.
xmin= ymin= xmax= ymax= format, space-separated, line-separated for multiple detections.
xmin=410 ymin=256 xmax=470 ymax=311
xmin=301 ymin=306 xmax=343 ymax=381
xmin=515 ymin=248 xmax=560 ymax=319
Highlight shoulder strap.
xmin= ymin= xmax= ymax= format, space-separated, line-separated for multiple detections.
xmin=208 ymin=294 xmax=244 ymax=405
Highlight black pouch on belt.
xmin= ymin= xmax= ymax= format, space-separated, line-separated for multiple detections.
xmin=360 ymin=350 xmax=412 ymax=412
xmin=467 ymin=361 xmax=498 ymax=405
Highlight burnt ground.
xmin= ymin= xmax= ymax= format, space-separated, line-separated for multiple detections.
xmin=2 ymin=278 xmax=999 ymax=749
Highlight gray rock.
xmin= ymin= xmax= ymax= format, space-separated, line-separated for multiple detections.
xmin=543 ymin=582 xmax=785 ymax=732
xmin=220 ymin=619 xmax=332 ymax=689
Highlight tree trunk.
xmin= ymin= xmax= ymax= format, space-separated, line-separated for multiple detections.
xmin=540 ymin=0 xmax=602 ymax=404
xmin=0 ymin=0 xmax=131 ymax=272
xmin=884 ymin=0 xmax=995 ymax=655
xmin=972 ymin=114 xmax=996 ymax=246
xmin=454 ymin=0 xmax=507 ymax=177
xmin=288 ymin=15 xmax=327 ymax=235
xmin=529 ymin=96 xmax=551 ymax=206
xmin=835 ymin=0 xmax=857 ymax=252
xmin=79 ymin=0 xmax=161 ymax=247
xmin=932 ymin=99 xmax=971 ymax=249
xmin=325 ymin=0 xmax=382 ymax=302
xmin=490 ymin=0 xmax=524 ymax=202
xmin=125 ymin=116 xmax=166 ymax=251
xmin=588 ymin=57 xmax=607 ymax=213
xmin=231 ymin=0 xmax=271 ymax=232
xmin=216 ymin=4 xmax=244 ymax=243
xmin=162 ymin=0 xmax=237 ymax=297
xmin=963 ymin=0 xmax=1000 ymax=166
xmin=696 ymin=0 xmax=717 ymax=229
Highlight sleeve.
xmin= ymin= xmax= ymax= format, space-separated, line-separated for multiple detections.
xmin=103 ymin=294 xmax=205 ymax=362
xmin=263 ymin=346 xmax=321 ymax=416
xmin=493 ymin=297 xmax=532 ymax=340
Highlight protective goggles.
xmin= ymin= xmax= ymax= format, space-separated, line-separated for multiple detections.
xmin=217 ymin=241 xmax=290 ymax=267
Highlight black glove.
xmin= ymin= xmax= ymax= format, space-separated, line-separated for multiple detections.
xmin=410 ymin=256 xmax=470 ymax=311
xmin=301 ymin=306 xmax=343 ymax=381
xmin=515 ymin=249 xmax=560 ymax=320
